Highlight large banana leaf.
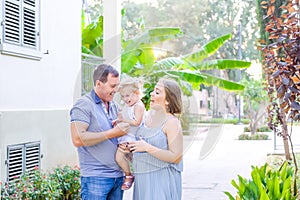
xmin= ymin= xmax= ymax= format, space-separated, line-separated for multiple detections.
xmin=145 ymin=70 xmax=204 ymax=96
xmin=82 ymin=16 xmax=104 ymax=57
xmin=153 ymin=57 xmax=185 ymax=70
xmin=123 ymin=27 xmax=183 ymax=51
xmin=123 ymin=56 xmax=184 ymax=77
xmin=200 ymin=72 xmax=245 ymax=91
xmin=183 ymin=33 xmax=232 ymax=65
xmin=121 ymin=45 xmax=155 ymax=73
xmin=122 ymin=28 xmax=183 ymax=72
xmin=81 ymin=9 xmax=85 ymax=32
xmin=195 ymin=59 xmax=251 ymax=71
xmin=121 ymin=49 xmax=141 ymax=73
xmin=181 ymin=59 xmax=251 ymax=71
xmin=148 ymin=56 xmax=249 ymax=92
xmin=82 ymin=45 xmax=96 ymax=55
xmin=164 ymin=70 xmax=207 ymax=87
xmin=136 ymin=44 xmax=155 ymax=69
xmin=155 ymin=70 xmax=244 ymax=91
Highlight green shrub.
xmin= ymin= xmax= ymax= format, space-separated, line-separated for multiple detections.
xmin=238 ymin=134 xmax=249 ymax=140
xmin=257 ymin=126 xmax=272 ymax=132
xmin=0 ymin=166 xmax=80 ymax=200
xmin=244 ymin=126 xmax=250 ymax=132
xmin=180 ymin=113 xmax=250 ymax=125
xmin=244 ymin=125 xmax=272 ymax=133
xmin=50 ymin=166 xmax=81 ymax=200
xmin=238 ymin=133 xmax=269 ymax=140
xmin=180 ymin=113 xmax=192 ymax=135
xmin=0 ymin=167 xmax=61 ymax=199
xmin=199 ymin=118 xmax=250 ymax=124
xmin=224 ymin=162 xmax=297 ymax=200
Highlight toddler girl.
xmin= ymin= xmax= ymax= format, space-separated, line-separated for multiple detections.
xmin=115 ymin=77 xmax=145 ymax=190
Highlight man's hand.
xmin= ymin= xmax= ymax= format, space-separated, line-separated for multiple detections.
xmin=71 ymin=121 xmax=130 ymax=147
xmin=112 ymin=111 xmax=125 ymax=126
xmin=115 ymin=122 xmax=130 ymax=135
xmin=117 ymin=111 xmax=124 ymax=122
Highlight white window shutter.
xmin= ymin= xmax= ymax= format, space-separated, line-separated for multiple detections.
xmin=3 ymin=0 xmax=21 ymax=45
xmin=23 ymin=0 xmax=38 ymax=49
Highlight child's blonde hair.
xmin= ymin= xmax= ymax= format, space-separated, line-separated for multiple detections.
xmin=118 ymin=77 xmax=144 ymax=95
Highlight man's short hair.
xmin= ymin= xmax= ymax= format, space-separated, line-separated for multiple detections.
xmin=93 ymin=64 xmax=119 ymax=85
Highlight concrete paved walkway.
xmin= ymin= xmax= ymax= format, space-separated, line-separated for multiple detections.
xmin=124 ymin=124 xmax=276 ymax=200
xmin=181 ymin=124 xmax=274 ymax=200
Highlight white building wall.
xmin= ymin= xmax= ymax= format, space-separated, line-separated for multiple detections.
xmin=0 ymin=0 xmax=81 ymax=110
xmin=0 ymin=0 xmax=81 ymax=181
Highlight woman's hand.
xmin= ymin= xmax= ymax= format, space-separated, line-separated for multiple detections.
xmin=118 ymin=142 xmax=131 ymax=153
xmin=128 ymin=138 xmax=151 ymax=153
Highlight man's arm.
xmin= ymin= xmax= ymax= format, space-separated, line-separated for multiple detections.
xmin=71 ymin=121 xmax=130 ymax=147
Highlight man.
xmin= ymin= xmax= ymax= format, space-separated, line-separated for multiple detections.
xmin=70 ymin=64 xmax=130 ymax=199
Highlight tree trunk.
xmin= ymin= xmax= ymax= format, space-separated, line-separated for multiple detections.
xmin=281 ymin=109 xmax=291 ymax=160
xmin=226 ymin=92 xmax=238 ymax=116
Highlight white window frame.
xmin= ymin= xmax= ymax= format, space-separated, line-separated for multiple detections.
xmin=0 ymin=0 xmax=41 ymax=60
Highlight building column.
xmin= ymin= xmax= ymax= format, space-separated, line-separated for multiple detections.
xmin=103 ymin=0 xmax=121 ymax=72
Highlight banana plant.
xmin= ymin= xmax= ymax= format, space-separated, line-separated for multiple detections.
xmin=81 ymin=15 xmax=251 ymax=105
xmin=82 ymin=15 xmax=104 ymax=56
xmin=121 ymin=31 xmax=250 ymax=106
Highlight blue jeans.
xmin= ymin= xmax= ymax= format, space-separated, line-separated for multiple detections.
xmin=81 ymin=176 xmax=124 ymax=200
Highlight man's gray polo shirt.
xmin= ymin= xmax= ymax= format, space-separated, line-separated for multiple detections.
xmin=70 ymin=90 xmax=123 ymax=177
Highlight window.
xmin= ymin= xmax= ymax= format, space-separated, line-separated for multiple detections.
xmin=6 ymin=141 xmax=41 ymax=181
xmin=0 ymin=0 xmax=41 ymax=59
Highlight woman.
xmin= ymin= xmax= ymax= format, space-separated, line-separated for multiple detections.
xmin=128 ymin=78 xmax=183 ymax=200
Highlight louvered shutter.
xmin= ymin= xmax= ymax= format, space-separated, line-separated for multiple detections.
xmin=6 ymin=144 xmax=24 ymax=181
xmin=23 ymin=0 xmax=37 ymax=48
xmin=6 ymin=141 xmax=41 ymax=181
xmin=3 ymin=0 xmax=21 ymax=45
xmin=25 ymin=142 xmax=41 ymax=171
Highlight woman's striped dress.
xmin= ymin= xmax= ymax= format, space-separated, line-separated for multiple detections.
xmin=132 ymin=125 xmax=183 ymax=200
